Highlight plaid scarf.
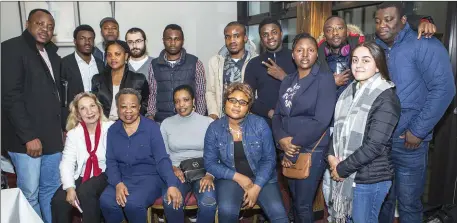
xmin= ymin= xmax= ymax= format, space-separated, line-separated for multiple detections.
xmin=223 ymin=52 xmax=246 ymax=92
xmin=330 ymin=73 xmax=394 ymax=222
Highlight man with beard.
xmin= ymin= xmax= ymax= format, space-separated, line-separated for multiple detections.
xmin=146 ymin=24 xmax=206 ymax=123
xmin=244 ymin=18 xmax=296 ymax=127
xmin=318 ymin=15 xmax=436 ymax=98
xmin=206 ymin=21 xmax=257 ymax=120
xmin=1 ymin=8 xmax=63 ymax=223
xmin=125 ymin=27 xmax=153 ymax=78
xmin=372 ymin=2 xmax=455 ymax=223
xmin=93 ymin=17 xmax=119 ymax=63
xmin=60 ymin=24 xmax=104 ymax=129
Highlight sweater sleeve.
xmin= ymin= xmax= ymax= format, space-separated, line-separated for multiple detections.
xmin=150 ymin=123 xmax=179 ymax=188
xmin=206 ymin=57 xmax=219 ymax=117
xmin=337 ymin=89 xmax=401 ymax=178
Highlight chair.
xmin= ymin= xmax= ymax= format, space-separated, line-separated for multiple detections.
xmin=147 ymin=193 xmax=198 ymax=223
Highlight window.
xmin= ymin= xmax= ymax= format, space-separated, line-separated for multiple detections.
xmin=248 ymin=2 xmax=270 ymax=16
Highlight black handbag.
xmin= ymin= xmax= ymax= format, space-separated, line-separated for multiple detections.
xmin=179 ymin=157 xmax=206 ymax=183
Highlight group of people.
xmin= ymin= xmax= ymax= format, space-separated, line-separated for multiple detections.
xmin=1 ymin=2 xmax=456 ymax=223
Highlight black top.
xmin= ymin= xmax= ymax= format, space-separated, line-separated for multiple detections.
xmin=234 ymin=141 xmax=254 ymax=178
xmin=1 ymin=30 xmax=63 ymax=154
xmin=328 ymin=87 xmax=401 ymax=184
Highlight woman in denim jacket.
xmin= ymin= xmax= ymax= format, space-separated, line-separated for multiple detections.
xmin=204 ymin=83 xmax=288 ymax=223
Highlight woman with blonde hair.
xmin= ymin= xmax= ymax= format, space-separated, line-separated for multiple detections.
xmin=51 ymin=92 xmax=114 ymax=223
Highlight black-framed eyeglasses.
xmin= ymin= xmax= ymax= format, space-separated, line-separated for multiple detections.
xmin=227 ymin=98 xmax=249 ymax=106
xmin=127 ymin=39 xmax=144 ymax=45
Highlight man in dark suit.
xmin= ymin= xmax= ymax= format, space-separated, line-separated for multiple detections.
xmin=1 ymin=8 xmax=63 ymax=223
xmin=61 ymin=24 xmax=104 ymax=128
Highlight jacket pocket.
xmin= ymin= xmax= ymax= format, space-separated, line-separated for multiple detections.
xmin=217 ymin=142 xmax=228 ymax=162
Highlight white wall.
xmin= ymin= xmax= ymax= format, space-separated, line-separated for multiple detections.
xmin=1 ymin=1 xmax=237 ymax=72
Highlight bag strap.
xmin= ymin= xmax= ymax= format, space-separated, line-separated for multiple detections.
xmin=310 ymin=131 xmax=327 ymax=154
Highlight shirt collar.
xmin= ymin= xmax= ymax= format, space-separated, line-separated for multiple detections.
xmin=74 ymin=52 xmax=96 ymax=65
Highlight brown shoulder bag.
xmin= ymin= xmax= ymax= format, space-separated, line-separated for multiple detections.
xmin=282 ymin=132 xmax=326 ymax=179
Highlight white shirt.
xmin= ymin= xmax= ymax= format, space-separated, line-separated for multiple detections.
xmin=129 ymin=56 xmax=149 ymax=71
xmin=59 ymin=121 xmax=114 ymax=190
xmin=109 ymin=85 xmax=120 ymax=121
xmin=39 ymin=48 xmax=55 ymax=82
xmin=74 ymin=52 xmax=99 ymax=92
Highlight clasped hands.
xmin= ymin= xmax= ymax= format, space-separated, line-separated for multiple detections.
xmin=328 ymin=155 xmax=344 ymax=182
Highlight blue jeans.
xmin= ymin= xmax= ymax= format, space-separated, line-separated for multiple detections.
xmin=216 ymin=179 xmax=288 ymax=223
xmin=163 ymin=179 xmax=217 ymax=223
xmin=288 ymin=150 xmax=326 ymax=223
xmin=351 ymin=181 xmax=392 ymax=223
xmin=379 ymin=142 xmax=429 ymax=223
xmin=8 ymin=152 xmax=62 ymax=223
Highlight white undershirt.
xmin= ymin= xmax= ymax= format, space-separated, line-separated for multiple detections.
xmin=75 ymin=52 xmax=99 ymax=92
xmin=129 ymin=56 xmax=149 ymax=71
xmin=109 ymin=85 xmax=120 ymax=121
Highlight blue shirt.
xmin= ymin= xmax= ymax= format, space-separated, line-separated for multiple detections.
xmin=105 ymin=116 xmax=178 ymax=188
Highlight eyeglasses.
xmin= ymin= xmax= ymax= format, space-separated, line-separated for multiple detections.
xmin=227 ymin=97 xmax=249 ymax=106
xmin=33 ymin=21 xmax=54 ymax=30
xmin=127 ymin=39 xmax=144 ymax=46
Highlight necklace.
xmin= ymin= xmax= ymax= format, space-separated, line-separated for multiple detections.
xmin=229 ymin=127 xmax=242 ymax=139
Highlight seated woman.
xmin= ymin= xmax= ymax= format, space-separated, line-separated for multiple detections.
xmin=161 ymin=84 xmax=217 ymax=222
xmin=91 ymin=40 xmax=149 ymax=121
xmin=272 ymin=33 xmax=337 ymax=223
xmin=328 ymin=42 xmax=400 ymax=223
xmin=51 ymin=92 xmax=114 ymax=223
xmin=204 ymin=82 xmax=288 ymax=223
xmin=99 ymin=88 xmax=182 ymax=223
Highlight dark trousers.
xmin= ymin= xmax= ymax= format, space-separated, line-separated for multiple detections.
xmin=288 ymin=150 xmax=326 ymax=223
xmin=51 ymin=173 xmax=108 ymax=223
xmin=99 ymin=175 xmax=166 ymax=223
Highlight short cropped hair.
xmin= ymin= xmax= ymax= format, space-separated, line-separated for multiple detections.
xmin=258 ymin=18 xmax=282 ymax=34
xmin=115 ymin=88 xmax=142 ymax=107
xmin=223 ymin=82 xmax=254 ymax=109
xmin=163 ymin=24 xmax=184 ymax=39
xmin=73 ymin=24 xmax=95 ymax=39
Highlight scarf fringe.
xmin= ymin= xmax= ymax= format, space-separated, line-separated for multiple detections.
xmin=331 ymin=181 xmax=353 ymax=223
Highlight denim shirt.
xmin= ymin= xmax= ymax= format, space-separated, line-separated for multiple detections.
xmin=203 ymin=114 xmax=277 ymax=188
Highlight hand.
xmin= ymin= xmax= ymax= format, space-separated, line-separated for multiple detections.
xmin=262 ymin=58 xmax=287 ymax=80
xmin=115 ymin=182 xmax=129 ymax=207
xmin=65 ymin=188 xmax=79 ymax=208
xmin=26 ymin=138 xmax=42 ymax=157
xmin=333 ymin=70 xmax=351 ymax=86
xmin=281 ymin=157 xmax=293 ymax=168
xmin=417 ymin=20 xmax=436 ymax=39
xmin=173 ymin=166 xmax=185 ymax=183
xmin=267 ymin=109 xmax=274 ymax=119
xmin=328 ymin=155 xmax=340 ymax=171
xmin=400 ymin=130 xmax=422 ymax=149
xmin=279 ymin=137 xmax=300 ymax=157
xmin=199 ymin=175 xmax=215 ymax=193
xmin=146 ymin=115 xmax=155 ymax=121
xmin=243 ymin=184 xmax=261 ymax=209
xmin=331 ymin=166 xmax=344 ymax=182
xmin=234 ymin=173 xmax=253 ymax=190
xmin=166 ymin=186 xmax=183 ymax=210
xmin=209 ymin=114 xmax=219 ymax=120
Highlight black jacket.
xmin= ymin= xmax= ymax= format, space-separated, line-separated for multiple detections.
xmin=60 ymin=52 xmax=105 ymax=129
xmin=244 ymin=47 xmax=297 ymax=127
xmin=1 ymin=30 xmax=63 ymax=154
xmin=91 ymin=66 xmax=149 ymax=117
xmin=328 ymin=87 xmax=401 ymax=184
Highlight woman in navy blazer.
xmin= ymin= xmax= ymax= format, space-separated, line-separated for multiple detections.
xmin=272 ymin=33 xmax=336 ymax=223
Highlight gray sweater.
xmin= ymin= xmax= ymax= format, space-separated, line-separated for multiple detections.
xmin=128 ymin=56 xmax=154 ymax=80
xmin=160 ymin=111 xmax=213 ymax=167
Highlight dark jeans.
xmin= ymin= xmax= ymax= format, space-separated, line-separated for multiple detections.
xmin=288 ymin=150 xmax=326 ymax=223
xmin=351 ymin=181 xmax=392 ymax=223
xmin=51 ymin=173 xmax=108 ymax=223
xmin=163 ymin=179 xmax=217 ymax=223
xmin=100 ymin=175 xmax=165 ymax=223
xmin=379 ymin=142 xmax=429 ymax=223
xmin=216 ymin=179 xmax=288 ymax=223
